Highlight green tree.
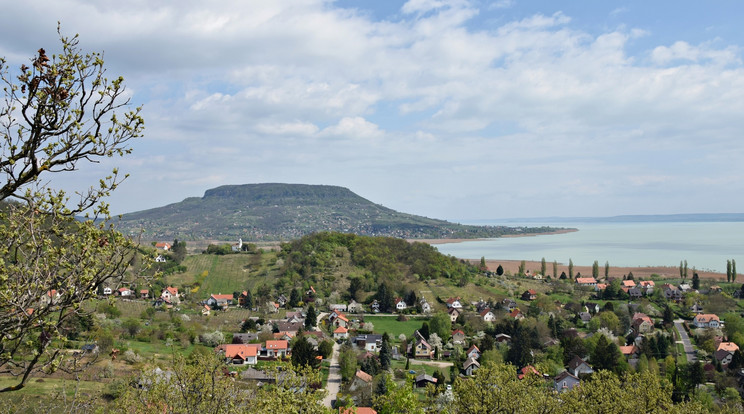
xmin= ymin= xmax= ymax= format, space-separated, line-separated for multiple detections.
xmin=553 ymin=260 xmax=558 ymax=278
xmin=604 ymin=261 xmax=610 ymax=279
xmin=122 ymin=318 xmax=141 ymax=338
xmin=692 ymin=272 xmax=700 ymax=290
xmin=291 ymin=334 xmax=318 ymax=368
xmin=289 ymin=288 xmax=301 ymax=307
xmin=373 ymin=377 xmax=425 ymax=414
xmin=496 ymin=264 xmax=504 ymax=276
xmin=429 ymin=312 xmax=452 ymax=341
xmin=518 ymin=260 xmax=526 ymax=276
xmin=591 ymin=334 xmax=623 ymax=374
xmin=241 ymin=289 xmax=253 ymax=309
xmin=680 ymin=261 xmax=684 ymax=279
xmin=684 ymin=260 xmax=688 ymax=279
xmin=592 ymin=260 xmax=599 ymax=279
xmin=0 ymin=30 xmax=144 ymax=392
xmin=318 ymin=339 xmax=334 ymax=359
xmin=479 ymin=256 xmax=488 ymax=272
xmin=733 ymin=259 xmax=737 ymax=283
xmin=568 ymin=258 xmax=574 ymax=279
xmin=541 ymin=257 xmax=546 ymax=277
xmin=305 ymin=303 xmax=317 ymax=330
xmin=379 ymin=332 xmax=391 ymax=370
xmin=171 ymin=239 xmax=187 ymax=264
xmin=727 ymin=260 xmax=732 ymax=283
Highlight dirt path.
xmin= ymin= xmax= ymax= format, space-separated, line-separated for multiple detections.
xmin=322 ymin=342 xmax=341 ymax=408
xmin=409 ymin=359 xmax=453 ymax=369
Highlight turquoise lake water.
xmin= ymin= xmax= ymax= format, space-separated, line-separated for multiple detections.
xmin=433 ymin=221 xmax=744 ymax=273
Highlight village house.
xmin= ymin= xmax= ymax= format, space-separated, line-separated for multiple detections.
xmin=466 ymin=344 xmax=481 ymax=360
xmin=419 ymin=298 xmax=432 ymax=314
xmin=329 ymin=303 xmax=348 ymax=312
xmin=394 ymin=298 xmax=407 ymax=312
xmin=102 ymin=287 xmax=112 ymax=295
xmin=411 ymin=330 xmax=433 ymax=359
xmin=354 ymin=334 xmax=383 ymax=352
xmin=219 ymin=344 xmax=260 ymax=365
xmin=639 ymin=280 xmax=655 ymax=295
xmin=495 ymin=333 xmax=512 ymax=344
xmin=628 ymin=287 xmax=643 ymax=299
xmin=118 ymin=287 xmax=132 ymax=297
xmin=585 ymin=302 xmax=600 ymax=314
xmin=348 ymin=300 xmax=364 ymax=313
xmin=448 ymin=307 xmax=461 ymax=323
xmin=446 ymin=297 xmax=463 ymax=309
xmin=518 ymin=365 xmax=540 ymax=380
xmin=567 ymin=356 xmax=593 ymax=377
xmin=207 ymin=293 xmax=235 ymax=310
xmin=578 ymin=312 xmax=592 ymax=324
xmin=349 ymin=370 xmax=373 ymax=392
xmin=631 ymin=313 xmax=654 ymax=334
xmin=521 ymin=290 xmax=538 ymax=301
xmin=509 ymin=309 xmax=525 ymax=320
xmin=451 ymin=329 xmax=466 ymax=345
xmin=231 ymin=238 xmax=243 ymax=252
xmin=264 ymin=340 xmax=289 ymax=358
xmin=575 ymin=277 xmax=597 ymax=287
xmin=333 ymin=326 xmax=349 ymax=340
xmin=662 ymin=284 xmax=683 ymax=300
xmin=161 ymin=286 xmax=180 ymax=304
xmin=715 ymin=349 xmax=735 ymax=366
xmin=140 ymin=289 xmax=149 ymax=299
xmin=415 ymin=374 xmax=438 ymax=388
xmin=371 ymin=300 xmax=381 ymax=313
xmin=155 ymin=255 xmax=167 ymax=263
xmin=622 ymin=280 xmax=636 ymax=289
xmin=463 ymin=356 xmax=480 ymax=376
xmin=554 ymin=371 xmax=580 ymax=393
xmin=693 ymin=313 xmax=721 ymax=329
xmin=479 ymin=308 xmax=496 ymax=322
xmin=502 ymin=298 xmax=518 ymax=312
xmin=689 ymin=304 xmax=704 ymax=314
xmin=154 ymin=242 xmax=171 ymax=251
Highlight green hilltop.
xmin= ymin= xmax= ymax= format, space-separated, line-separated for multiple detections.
xmin=116 ymin=183 xmax=560 ymax=241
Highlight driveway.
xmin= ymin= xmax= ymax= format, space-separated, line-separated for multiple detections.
xmin=322 ymin=342 xmax=341 ymax=408
xmin=674 ymin=319 xmax=697 ymax=363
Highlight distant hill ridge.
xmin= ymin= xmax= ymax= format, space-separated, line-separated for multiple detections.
xmin=116 ymin=183 xmax=561 ymax=241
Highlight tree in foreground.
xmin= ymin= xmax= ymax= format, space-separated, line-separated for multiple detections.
xmin=0 ymin=27 xmax=144 ymax=392
xmin=116 ymin=353 xmax=330 ymax=414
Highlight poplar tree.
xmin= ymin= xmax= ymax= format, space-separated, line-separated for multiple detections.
xmin=592 ymin=260 xmax=599 ymax=279
xmin=541 ymin=257 xmax=546 ymax=277
xmin=727 ymin=260 xmax=732 ymax=283
xmin=604 ymin=261 xmax=610 ymax=279
xmin=568 ymin=259 xmax=574 ymax=279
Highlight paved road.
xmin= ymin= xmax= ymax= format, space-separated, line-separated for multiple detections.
xmin=674 ymin=319 xmax=697 ymax=363
xmin=322 ymin=342 xmax=341 ymax=408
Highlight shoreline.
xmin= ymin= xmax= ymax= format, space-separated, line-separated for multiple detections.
xmin=473 ymin=259 xmax=727 ymax=282
xmin=410 ymin=228 xmax=578 ymax=245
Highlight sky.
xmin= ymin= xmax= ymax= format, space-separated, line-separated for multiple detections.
xmin=1 ymin=0 xmax=744 ymax=222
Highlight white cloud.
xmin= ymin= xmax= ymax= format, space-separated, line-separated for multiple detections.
xmin=320 ymin=117 xmax=384 ymax=139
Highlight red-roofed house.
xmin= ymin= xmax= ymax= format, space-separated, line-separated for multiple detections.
xmin=161 ymin=286 xmax=180 ymax=304
xmin=264 ymin=340 xmax=289 ymax=358
xmin=479 ymin=308 xmax=496 ymax=322
xmin=118 ymin=287 xmax=132 ymax=297
xmin=154 ymin=242 xmax=171 ymax=251
xmin=576 ymin=277 xmax=597 ymax=287
xmin=333 ymin=326 xmax=349 ymax=340
xmin=219 ymin=344 xmax=260 ymax=365
xmin=518 ymin=365 xmax=540 ymax=380
xmin=521 ymin=290 xmax=538 ymax=301
xmin=718 ymin=342 xmax=739 ymax=353
xmin=446 ymin=297 xmax=463 ymax=309
xmin=631 ymin=313 xmax=654 ymax=334
xmin=207 ymin=293 xmax=234 ymax=309
xmin=693 ymin=314 xmax=721 ymax=328
xmin=622 ymin=280 xmax=636 ymax=288
xmin=340 ymin=407 xmax=377 ymax=414
xmin=509 ymin=309 xmax=524 ymax=320
xmin=394 ymin=297 xmax=407 ymax=311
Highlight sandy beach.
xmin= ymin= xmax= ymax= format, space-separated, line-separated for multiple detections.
xmin=409 ymin=228 xmax=578 ymax=245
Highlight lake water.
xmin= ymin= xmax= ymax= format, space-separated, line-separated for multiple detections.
xmin=434 ymin=221 xmax=744 ymax=273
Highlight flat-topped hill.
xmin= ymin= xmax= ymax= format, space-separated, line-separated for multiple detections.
xmin=116 ymin=183 xmax=560 ymax=241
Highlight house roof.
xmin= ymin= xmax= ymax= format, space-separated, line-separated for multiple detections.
xmin=718 ymin=342 xmax=739 ymax=353
xmin=622 ymin=280 xmax=636 ymax=288
xmin=221 ymin=344 xmax=259 ymax=359
xmin=265 ymin=340 xmax=288 ymax=350
xmin=619 ymin=345 xmax=638 ymax=355
xmin=155 ymin=242 xmax=171 ymax=249
xmin=518 ymin=365 xmax=540 ymax=379
xmin=355 ymin=370 xmax=373 ymax=383
xmin=509 ymin=309 xmax=523 ymax=319
xmin=211 ymin=294 xmax=234 ymax=301
xmin=415 ymin=374 xmax=437 ymax=383
xmin=576 ymin=277 xmax=597 ymax=284
xmin=340 ymin=408 xmax=376 ymax=414
xmin=334 ymin=326 xmax=348 ymax=334
xmin=595 ymin=283 xmax=608 ymax=290
xmin=555 ymin=371 xmax=579 ymax=382
xmin=164 ymin=286 xmax=178 ymax=296
xmin=446 ymin=297 xmax=461 ymax=304
xmin=118 ymin=287 xmax=130 ymax=292
xmin=467 ymin=345 xmax=480 ymax=354
xmin=632 ymin=313 xmax=652 ymax=324
xmin=567 ymin=356 xmax=590 ymax=371
xmin=639 ymin=280 xmax=655 ymax=287
xmin=694 ymin=313 xmax=720 ymax=323
xmin=525 ymin=289 xmax=537 ymax=295
xmin=452 ymin=329 xmax=465 ymax=336
xmin=479 ymin=308 xmax=493 ymax=317
xmin=448 ymin=307 xmax=460 ymax=315
xmin=463 ymin=356 xmax=480 ymax=369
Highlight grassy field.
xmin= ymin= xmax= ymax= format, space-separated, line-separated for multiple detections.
xmin=363 ymin=316 xmax=428 ymax=339
xmin=170 ymin=252 xmax=281 ymax=300
xmin=0 ymin=377 xmax=106 ymax=411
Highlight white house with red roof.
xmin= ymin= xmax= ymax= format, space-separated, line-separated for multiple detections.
xmin=333 ymin=326 xmax=349 ymax=340
xmin=207 ymin=293 xmax=235 ymax=309
xmin=219 ymin=344 xmax=260 ymax=365
xmin=479 ymin=308 xmax=496 ymax=322
xmin=161 ymin=286 xmax=180 ymax=304
xmin=446 ymin=297 xmax=463 ymax=309
xmin=394 ymin=297 xmax=407 ymax=311
xmin=154 ymin=242 xmax=171 ymax=251
xmin=693 ymin=313 xmax=721 ymax=328
xmin=264 ymin=340 xmax=289 ymax=358
xmin=575 ymin=277 xmax=597 ymax=287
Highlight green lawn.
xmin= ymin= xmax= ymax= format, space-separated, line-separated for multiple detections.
xmin=363 ymin=316 xmax=428 ymax=339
